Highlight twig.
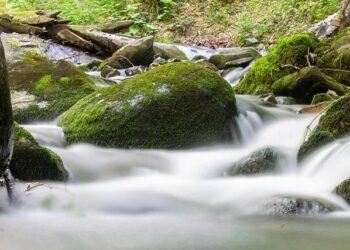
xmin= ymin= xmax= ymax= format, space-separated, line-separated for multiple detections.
xmin=279 ymin=64 xmax=301 ymax=71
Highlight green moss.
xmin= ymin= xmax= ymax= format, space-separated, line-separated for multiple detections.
xmin=317 ymin=50 xmax=350 ymax=86
xmin=35 ymin=75 xmax=53 ymax=91
xmin=317 ymin=95 xmax=350 ymax=138
xmin=60 ymin=62 xmax=236 ymax=149
xmin=334 ymin=177 xmax=350 ymax=205
xmin=10 ymin=123 xmax=68 ymax=181
xmin=272 ymin=66 xmax=348 ymax=104
xmin=59 ymin=77 xmax=71 ymax=87
xmin=234 ymin=34 xmax=318 ymax=95
xmin=297 ymin=130 xmax=335 ymax=161
xmin=311 ymin=93 xmax=334 ymax=105
xmin=9 ymin=52 xmax=96 ymax=123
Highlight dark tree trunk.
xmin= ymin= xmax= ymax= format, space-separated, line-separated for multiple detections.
xmin=0 ymin=34 xmax=15 ymax=201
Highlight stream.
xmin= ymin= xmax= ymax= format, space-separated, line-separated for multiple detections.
xmin=1 ymin=38 xmax=350 ymax=250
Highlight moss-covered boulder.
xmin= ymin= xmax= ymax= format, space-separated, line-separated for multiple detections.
xmin=226 ymin=148 xmax=283 ymax=176
xmin=311 ymin=93 xmax=335 ymax=105
xmin=234 ymin=34 xmax=317 ymax=95
xmin=9 ymin=52 xmax=96 ymax=123
xmin=297 ymin=130 xmax=335 ymax=161
xmin=315 ymin=28 xmax=350 ymax=86
xmin=334 ymin=177 xmax=350 ymax=204
xmin=298 ymin=95 xmax=350 ymax=161
xmin=272 ymin=66 xmax=348 ymax=104
xmin=10 ymin=123 xmax=68 ymax=181
xmin=60 ymin=62 xmax=236 ymax=149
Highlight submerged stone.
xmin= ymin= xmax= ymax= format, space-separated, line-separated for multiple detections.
xmin=227 ymin=148 xmax=283 ymax=176
xmin=10 ymin=123 xmax=68 ymax=181
xmin=9 ymin=52 xmax=95 ymax=123
xmin=60 ymin=62 xmax=237 ymax=149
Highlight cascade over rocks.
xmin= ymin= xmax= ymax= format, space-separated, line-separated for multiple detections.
xmin=59 ymin=62 xmax=237 ymax=149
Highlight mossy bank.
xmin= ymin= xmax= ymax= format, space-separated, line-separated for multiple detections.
xmin=9 ymin=52 xmax=96 ymax=123
xmin=60 ymin=62 xmax=237 ymax=149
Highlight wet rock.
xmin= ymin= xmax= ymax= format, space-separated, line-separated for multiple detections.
xmin=276 ymin=96 xmax=296 ymax=105
xmin=101 ymin=36 xmax=154 ymax=69
xmin=298 ymin=95 xmax=350 ymax=160
xmin=335 ymin=177 xmax=350 ymax=204
xmin=106 ymin=69 xmax=120 ymax=78
xmin=153 ymin=42 xmax=187 ymax=60
xmin=85 ymin=59 xmax=103 ymax=71
xmin=263 ymin=197 xmax=336 ymax=216
xmin=192 ymin=55 xmax=207 ymax=61
xmin=101 ymin=65 xmax=115 ymax=78
xmin=92 ymin=20 xmax=134 ymax=33
xmin=9 ymin=52 xmax=95 ymax=123
xmin=235 ymin=34 xmax=317 ymax=95
xmin=125 ymin=66 xmax=147 ymax=76
xmin=194 ymin=59 xmax=219 ymax=72
xmin=298 ymin=131 xmax=335 ymax=161
xmin=60 ymin=62 xmax=237 ymax=149
xmin=227 ymin=148 xmax=283 ymax=176
xmin=224 ymin=57 xmax=254 ymax=68
xmin=272 ymin=66 xmax=348 ymax=104
xmin=209 ymin=48 xmax=260 ymax=69
xmin=263 ymin=94 xmax=277 ymax=105
xmin=10 ymin=123 xmax=68 ymax=181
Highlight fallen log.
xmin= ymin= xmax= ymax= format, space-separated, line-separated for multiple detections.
xmin=57 ymin=29 xmax=102 ymax=52
xmin=0 ymin=17 xmax=46 ymax=35
xmin=69 ymin=25 xmax=137 ymax=53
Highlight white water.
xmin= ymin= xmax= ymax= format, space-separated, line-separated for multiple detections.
xmin=2 ymin=96 xmax=350 ymax=249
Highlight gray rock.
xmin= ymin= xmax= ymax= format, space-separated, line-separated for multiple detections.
xmin=209 ymin=48 xmax=261 ymax=69
xmin=227 ymin=148 xmax=283 ymax=176
xmin=276 ymin=96 xmax=297 ymax=105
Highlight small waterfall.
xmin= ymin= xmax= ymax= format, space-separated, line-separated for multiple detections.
xmin=223 ymin=62 xmax=254 ymax=86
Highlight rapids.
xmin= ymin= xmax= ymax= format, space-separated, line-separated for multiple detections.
xmin=2 ymin=95 xmax=350 ymax=250
xmin=1 ymin=38 xmax=350 ymax=249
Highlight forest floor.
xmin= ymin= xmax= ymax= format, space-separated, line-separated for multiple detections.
xmin=2 ymin=0 xmax=340 ymax=48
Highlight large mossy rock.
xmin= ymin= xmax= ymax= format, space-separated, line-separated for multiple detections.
xmin=226 ymin=148 xmax=283 ymax=176
xmin=60 ymin=62 xmax=237 ymax=149
xmin=9 ymin=52 xmax=96 ymax=123
xmin=272 ymin=66 xmax=348 ymax=104
xmin=10 ymin=123 xmax=68 ymax=181
xmin=234 ymin=34 xmax=317 ymax=95
xmin=298 ymin=96 xmax=350 ymax=161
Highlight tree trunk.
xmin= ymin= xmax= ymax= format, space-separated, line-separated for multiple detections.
xmin=0 ymin=34 xmax=15 ymax=201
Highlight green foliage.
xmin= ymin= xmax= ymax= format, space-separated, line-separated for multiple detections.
xmin=60 ymin=62 xmax=236 ymax=149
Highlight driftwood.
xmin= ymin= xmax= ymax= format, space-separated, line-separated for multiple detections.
xmin=0 ymin=11 xmax=140 ymax=56
xmin=0 ymin=18 xmax=46 ymax=35
xmin=0 ymin=36 xmax=15 ymax=203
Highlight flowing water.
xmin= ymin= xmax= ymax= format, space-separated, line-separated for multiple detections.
xmin=2 ymin=96 xmax=350 ymax=250
xmin=2 ymin=36 xmax=350 ymax=249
